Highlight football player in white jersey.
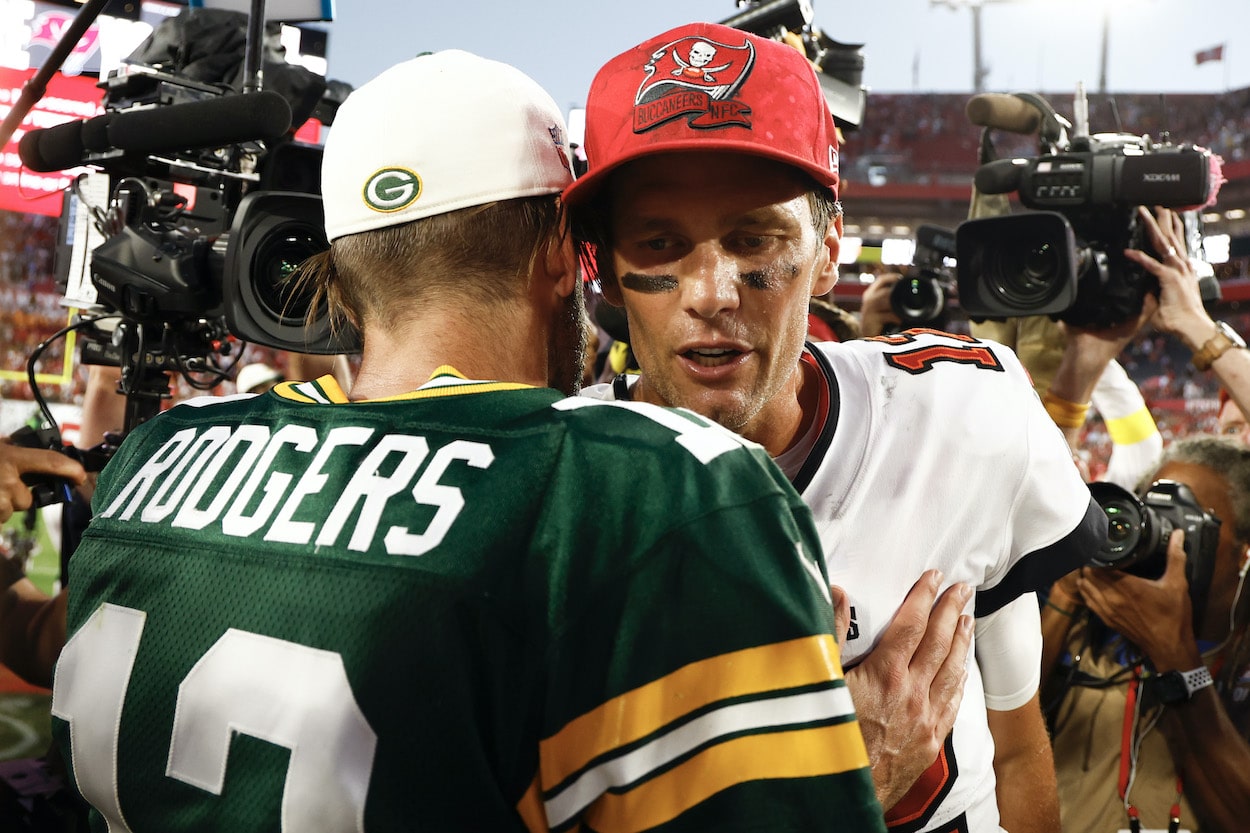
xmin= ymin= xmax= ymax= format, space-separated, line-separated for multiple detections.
xmin=566 ymin=22 xmax=1106 ymax=833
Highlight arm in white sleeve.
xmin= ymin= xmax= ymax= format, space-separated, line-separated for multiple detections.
xmin=1092 ymin=359 xmax=1163 ymax=491
xmin=976 ymin=592 xmax=1042 ymax=711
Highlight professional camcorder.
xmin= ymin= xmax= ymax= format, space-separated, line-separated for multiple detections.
xmin=956 ymin=85 xmax=1222 ymax=329
xmin=1087 ymin=479 xmax=1220 ymax=629
xmin=5 ymin=5 xmax=350 ymax=504
xmin=889 ymin=224 xmax=957 ymax=329
xmin=17 ymin=8 xmax=352 ymax=434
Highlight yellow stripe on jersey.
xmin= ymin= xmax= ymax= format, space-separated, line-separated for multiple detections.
xmin=516 ymin=775 xmax=548 ymax=833
xmin=581 ymin=722 xmax=870 ymax=833
xmin=373 ymin=380 xmax=534 ymax=401
xmin=541 ymin=634 xmax=840 ymax=790
xmin=271 ymin=369 xmax=533 ymax=405
xmin=1104 ymin=405 xmax=1159 ymax=446
xmin=270 ymin=379 xmax=325 ymax=403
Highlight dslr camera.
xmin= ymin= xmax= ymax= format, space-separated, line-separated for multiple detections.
xmin=956 ymin=86 xmax=1221 ymax=329
xmin=1087 ymin=480 xmax=1220 ymax=628
xmin=889 ymin=224 xmax=957 ymax=329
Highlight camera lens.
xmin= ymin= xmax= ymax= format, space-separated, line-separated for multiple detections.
xmin=251 ymin=222 xmax=327 ymax=326
xmin=890 ymin=273 xmax=945 ymax=324
xmin=990 ymin=242 xmax=1066 ymax=307
xmin=1101 ymin=499 xmax=1143 ymax=557
xmin=1087 ymin=481 xmax=1168 ymax=573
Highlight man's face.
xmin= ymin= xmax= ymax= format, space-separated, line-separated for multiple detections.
xmin=603 ymin=152 xmax=839 ymax=441
xmin=1218 ymin=399 xmax=1250 ymax=446
xmin=1152 ymin=460 xmax=1245 ymax=640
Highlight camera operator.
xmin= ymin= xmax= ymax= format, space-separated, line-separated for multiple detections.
xmin=1043 ymin=435 xmax=1250 ymax=833
xmin=1034 ymin=205 xmax=1250 ymax=831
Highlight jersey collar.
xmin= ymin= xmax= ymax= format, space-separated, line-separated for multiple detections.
xmin=271 ymin=366 xmax=536 ymax=405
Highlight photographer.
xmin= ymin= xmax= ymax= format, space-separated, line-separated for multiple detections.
xmin=1043 ymin=436 xmax=1250 ymax=833
xmin=1038 ymin=206 xmax=1250 ymax=831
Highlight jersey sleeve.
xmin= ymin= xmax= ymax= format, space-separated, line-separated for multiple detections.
xmin=975 ymin=592 xmax=1043 ymax=711
xmin=974 ymin=342 xmax=1107 ymax=617
xmin=533 ymin=421 xmax=884 ymax=833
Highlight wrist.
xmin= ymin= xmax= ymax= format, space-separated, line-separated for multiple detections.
xmin=1175 ymin=316 xmax=1219 ymax=353
xmin=1192 ymin=321 xmax=1247 ymax=371
xmin=1042 ymin=390 xmax=1091 ymax=429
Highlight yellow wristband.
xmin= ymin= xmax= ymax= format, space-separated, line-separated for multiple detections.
xmin=1104 ymin=405 xmax=1159 ymax=446
xmin=1042 ymin=391 xmax=1091 ymax=429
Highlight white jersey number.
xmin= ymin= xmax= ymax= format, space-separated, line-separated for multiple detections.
xmin=52 ymin=603 xmax=377 ymax=833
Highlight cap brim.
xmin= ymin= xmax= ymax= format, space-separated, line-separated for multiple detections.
xmin=563 ymin=138 xmax=838 ymax=206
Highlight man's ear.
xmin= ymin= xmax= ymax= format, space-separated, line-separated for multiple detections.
xmin=542 ymin=231 xmax=578 ymax=300
xmin=812 ymin=213 xmax=842 ymax=298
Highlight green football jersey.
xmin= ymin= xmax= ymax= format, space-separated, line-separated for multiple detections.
xmin=52 ymin=372 xmax=882 ymax=833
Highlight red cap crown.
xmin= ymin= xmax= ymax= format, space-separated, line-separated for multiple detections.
xmin=564 ymin=22 xmax=839 ymax=206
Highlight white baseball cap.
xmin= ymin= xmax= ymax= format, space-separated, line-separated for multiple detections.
xmin=236 ymin=362 xmax=284 ymax=394
xmin=321 ymin=50 xmax=575 ymax=242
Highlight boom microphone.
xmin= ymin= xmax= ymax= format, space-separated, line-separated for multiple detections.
xmin=106 ymin=91 xmax=292 ymax=154
xmin=965 ymin=93 xmax=1042 ymax=135
xmin=20 ymin=119 xmax=84 ymax=172
xmin=17 ymin=91 xmax=292 ymax=173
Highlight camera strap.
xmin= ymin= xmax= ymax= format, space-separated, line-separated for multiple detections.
xmin=1118 ymin=667 xmax=1185 ymax=833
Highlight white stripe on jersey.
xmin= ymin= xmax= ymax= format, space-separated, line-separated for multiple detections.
xmin=543 ymin=685 xmax=856 ymax=827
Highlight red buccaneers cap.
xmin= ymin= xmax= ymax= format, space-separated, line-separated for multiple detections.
xmin=563 ymin=21 xmax=839 ymax=206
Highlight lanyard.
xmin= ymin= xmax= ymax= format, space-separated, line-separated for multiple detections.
xmin=1118 ymin=667 xmax=1185 ymax=833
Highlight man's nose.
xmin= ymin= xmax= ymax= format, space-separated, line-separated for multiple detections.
xmin=681 ymin=245 xmax=740 ymax=319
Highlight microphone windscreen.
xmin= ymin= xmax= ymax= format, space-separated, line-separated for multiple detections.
xmin=107 ymin=91 xmax=293 ymax=155
xmin=18 ymin=119 xmax=84 ymax=172
xmin=966 ymin=94 xmax=1042 ymax=135
xmin=81 ymin=112 xmax=114 ymax=151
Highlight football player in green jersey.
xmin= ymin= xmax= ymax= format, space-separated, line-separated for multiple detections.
xmin=50 ymin=50 xmax=886 ymax=832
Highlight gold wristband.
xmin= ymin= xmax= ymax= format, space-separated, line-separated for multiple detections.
xmin=1042 ymin=391 xmax=1091 ymax=429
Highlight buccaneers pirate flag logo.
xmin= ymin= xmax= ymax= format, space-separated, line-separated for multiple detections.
xmin=633 ymin=35 xmax=755 ymax=133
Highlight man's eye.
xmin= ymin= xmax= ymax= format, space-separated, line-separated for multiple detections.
xmin=736 ymin=235 xmax=767 ymax=249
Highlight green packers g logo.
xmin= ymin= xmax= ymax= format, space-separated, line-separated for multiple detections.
xmin=363 ymin=167 xmax=422 ymax=213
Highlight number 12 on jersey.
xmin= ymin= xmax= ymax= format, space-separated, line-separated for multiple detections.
xmin=53 ymin=603 xmax=377 ymax=833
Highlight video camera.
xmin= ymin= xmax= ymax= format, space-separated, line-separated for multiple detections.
xmin=17 ymin=8 xmax=354 ymax=439
xmin=1087 ymin=479 xmax=1221 ymax=631
xmin=719 ymin=0 xmax=867 ymax=131
xmin=956 ymin=85 xmax=1222 ymax=329
xmin=889 ymin=224 xmax=957 ymax=329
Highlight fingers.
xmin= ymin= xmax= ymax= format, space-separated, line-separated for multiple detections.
xmin=830 ymin=584 xmax=851 ymax=645
xmin=914 ymin=583 xmax=973 ymax=672
xmin=2 ymin=445 xmax=87 ymax=486
xmin=1164 ymin=528 xmax=1188 ymax=578
xmin=874 ymin=570 xmax=944 ymax=657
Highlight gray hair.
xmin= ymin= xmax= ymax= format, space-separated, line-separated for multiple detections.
xmin=1145 ymin=434 xmax=1250 ymax=544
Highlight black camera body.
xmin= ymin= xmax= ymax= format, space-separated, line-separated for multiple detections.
xmin=889 ymin=224 xmax=957 ymax=329
xmin=1088 ymin=479 xmax=1221 ymax=629
xmin=45 ymin=60 xmax=357 ymax=417
xmin=956 ymin=94 xmax=1220 ymax=329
